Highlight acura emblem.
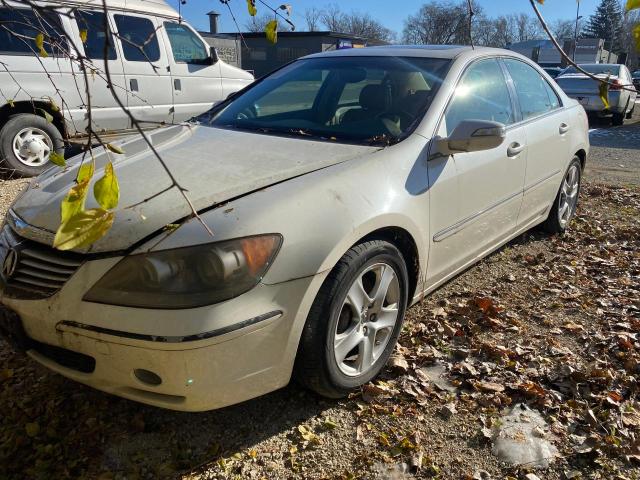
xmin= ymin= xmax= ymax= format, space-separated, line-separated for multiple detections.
xmin=2 ymin=249 xmax=18 ymax=279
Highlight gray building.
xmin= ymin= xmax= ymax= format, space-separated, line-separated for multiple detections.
xmin=508 ymin=38 xmax=617 ymax=67
xmin=224 ymin=31 xmax=386 ymax=77
xmin=198 ymin=12 xmax=387 ymax=78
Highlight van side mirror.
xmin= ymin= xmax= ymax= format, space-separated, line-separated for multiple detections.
xmin=436 ymin=120 xmax=506 ymax=155
xmin=210 ymin=46 xmax=219 ymax=64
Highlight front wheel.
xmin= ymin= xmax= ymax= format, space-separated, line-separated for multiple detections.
xmin=542 ymin=157 xmax=582 ymax=234
xmin=294 ymin=240 xmax=409 ymax=398
xmin=0 ymin=113 xmax=64 ymax=177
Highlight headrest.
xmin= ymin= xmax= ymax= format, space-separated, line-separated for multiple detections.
xmin=359 ymin=84 xmax=391 ymax=111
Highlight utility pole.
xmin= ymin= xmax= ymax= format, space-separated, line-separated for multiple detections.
xmin=572 ymin=0 xmax=580 ymax=62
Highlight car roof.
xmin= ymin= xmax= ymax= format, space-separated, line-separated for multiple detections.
xmin=33 ymin=0 xmax=180 ymax=19
xmin=303 ymin=45 xmax=513 ymax=60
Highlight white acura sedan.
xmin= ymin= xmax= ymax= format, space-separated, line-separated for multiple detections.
xmin=0 ymin=46 xmax=589 ymax=411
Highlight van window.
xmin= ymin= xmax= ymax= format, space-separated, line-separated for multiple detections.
xmin=113 ymin=15 xmax=160 ymax=62
xmin=0 ymin=7 xmax=66 ymax=56
xmin=164 ymin=22 xmax=209 ymax=64
xmin=75 ymin=11 xmax=116 ymax=60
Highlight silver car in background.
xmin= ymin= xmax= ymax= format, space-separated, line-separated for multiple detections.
xmin=555 ymin=63 xmax=637 ymax=125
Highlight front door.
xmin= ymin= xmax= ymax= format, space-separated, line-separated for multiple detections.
xmin=160 ymin=21 xmax=223 ymax=123
xmin=426 ymin=57 xmax=527 ymax=288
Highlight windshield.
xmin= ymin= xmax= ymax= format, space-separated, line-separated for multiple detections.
xmin=563 ymin=64 xmax=621 ymax=76
xmin=206 ymin=56 xmax=451 ymax=145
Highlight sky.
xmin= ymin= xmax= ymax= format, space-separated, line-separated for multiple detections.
xmin=176 ymin=0 xmax=602 ymax=36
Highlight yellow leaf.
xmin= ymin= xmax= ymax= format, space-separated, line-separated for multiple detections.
xmin=599 ymin=80 xmax=610 ymax=109
xmin=93 ymin=162 xmax=119 ymax=210
xmin=47 ymin=96 xmax=60 ymax=112
xmin=265 ymin=20 xmax=278 ymax=44
xmin=60 ymin=179 xmax=90 ymax=224
xmin=7 ymin=99 xmax=14 ymax=108
xmin=25 ymin=422 xmax=40 ymax=437
xmin=38 ymin=108 xmax=53 ymax=123
xmin=77 ymin=160 xmax=94 ymax=183
xmin=626 ymin=0 xmax=640 ymax=11
xmin=49 ymin=151 xmax=66 ymax=167
xmin=79 ymin=29 xmax=88 ymax=43
xmin=246 ymin=0 xmax=257 ymax=16
xmin=536 ymin=0 xmax=544 ymax=3
xmin=106 ymin=143 xmax=125 ymax=155
xmin=633 ymin=23 xmax=640 ymax=51
xmin=54 ymin=208 xmax=114 ymax=250
xmin=35 ymin=33 xmax=48 ymax=58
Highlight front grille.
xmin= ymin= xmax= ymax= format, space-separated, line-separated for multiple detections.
xmin=0 ymin=225 xmax=84 ymax=299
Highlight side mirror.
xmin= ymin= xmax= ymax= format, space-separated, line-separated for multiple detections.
xmin=210 ymin=46 xmax=219 ymax=64
xmin=436 ymin=120 xmax=506 ymax=155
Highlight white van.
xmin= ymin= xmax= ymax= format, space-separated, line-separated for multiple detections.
xmin=0 ymin=0 xmax=254 ymax=176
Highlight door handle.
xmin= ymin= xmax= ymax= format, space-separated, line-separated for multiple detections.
xmin=129 ymin=79 xmax=138 ymax=92
xmin=507 ymin=142 xmax=525 ymax=158
xmin=174 ymin=79 xmax=181 ymax=91
xmin=559 ymin=123 xmax=570 ymax=134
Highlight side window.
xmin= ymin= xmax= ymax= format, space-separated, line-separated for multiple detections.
xmin=543 ymin=81 xmax=561 ymax=109
xmin=75 ymin=11 xmax=116 ymax=60
xmin=113 ymin=15 xmax=160 ymax=62
xmin=0 ymin=7 xmax=66 ymax=55
xmin=164 ymin=22 xmax=209 ymax=64
xmin=444 ymin=58 xmax=514 ymax=135
xmin=504 ymin=59 xmax=558 ymax=120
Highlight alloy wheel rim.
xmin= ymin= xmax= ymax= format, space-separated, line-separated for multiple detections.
xmin=333 ymin=262 xmax=400 ymax=377
xmin=12 ymin=127 xmax=53 ymax=167
xmin=558 ymin=164 xmax=580 ymax=228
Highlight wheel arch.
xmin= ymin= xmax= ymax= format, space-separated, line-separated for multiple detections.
xmin=355 ymin=226 xmax=421 ymax=302
xmin=0 ymin=100 xmax=66 ymax=140
xmin=574 ymin=148 xmax=587 ymax=170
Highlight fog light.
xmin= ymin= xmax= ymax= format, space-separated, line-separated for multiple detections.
xmin=134 ymin=369 xmax=162 ymax=386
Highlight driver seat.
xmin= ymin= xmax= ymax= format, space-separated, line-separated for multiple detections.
xmin=342 ymin=84 xmax=392 ymax=124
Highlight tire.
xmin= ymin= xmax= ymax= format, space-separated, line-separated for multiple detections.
xmin=542 ymin=157 xmax=582 ymax=234
xmin=0 ymin=113 xmax=64 ymax=177
xmin=612 ymin=112 xmax=625 ymax=126
xmin=626 ymin=105 xmax=635 ymax=120
xmin=294 ymin=240 xmax=409 ymax=398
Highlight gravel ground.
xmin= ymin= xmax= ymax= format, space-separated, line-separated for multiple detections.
xmin=0 ymin=120 xmax=639 ymax=480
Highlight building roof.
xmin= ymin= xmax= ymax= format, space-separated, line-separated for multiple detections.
xmin=45 ymin=0 xmax=179 ymax=19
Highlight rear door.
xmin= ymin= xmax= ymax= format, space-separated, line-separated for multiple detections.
xmin=426 ymin=57 xmax=527 ymax=287
xmin=502 ymin=58 xmax=570 ymax=227
xmin=112 ymin=12 xmax=173 ymax=127
xmin=161 ymin=21 xmax=223 ymax=123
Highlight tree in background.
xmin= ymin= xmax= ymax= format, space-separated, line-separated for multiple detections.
xmin=401 ymin=1 xmax=544 ymax=48
xmin=304 ymin=6 xmax=322 ymax=32
xmin=309 ymin=4 xmax=395 ymax=42
xmin=582 ymin=0 xmax=624 ymax=53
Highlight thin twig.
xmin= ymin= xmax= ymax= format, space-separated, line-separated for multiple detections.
xmin=529 ymin=0 xmax=637 ymax=94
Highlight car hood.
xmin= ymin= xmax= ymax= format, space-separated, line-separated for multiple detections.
xmin=11 ymin=124 xmax=376 ymax=253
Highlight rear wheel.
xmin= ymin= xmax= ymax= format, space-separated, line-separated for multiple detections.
xmin=294 ymin=240 xmax=409 ymax=398
xmin=626 ymin=105 xmax=635 ymax=120
xmin=542 ymin=157 xmax=582 ymax=234
xmin=612 ymin=112 xmax=625 ymax=126
xmin=0 ymin=113 xmax=64 ymax=177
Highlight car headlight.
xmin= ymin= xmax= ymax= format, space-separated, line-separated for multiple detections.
xmin=84 ymin=234 xmax=282 ymax=309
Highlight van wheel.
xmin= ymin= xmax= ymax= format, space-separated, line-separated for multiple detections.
xmin=626 ymin=105 xmax=635 ymax=120
xmin=294 ymin=240 xmax=409 ymax=398
xmin=0 ymin=114 xmax=64 ymax=177
xmin=612 ymin=112 xmax=625 ymax=126
xmin=543 ymin=157 xmax=582 ymax=234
